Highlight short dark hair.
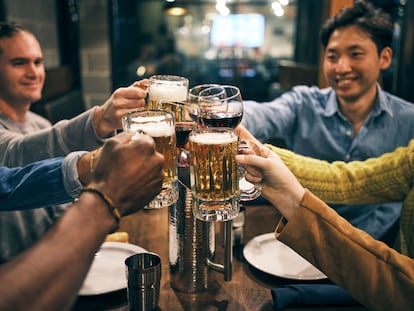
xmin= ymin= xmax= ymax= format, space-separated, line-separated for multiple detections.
xmin=0 ymin=21 xmax=28 ymax=39
xmin=320 ymin=0 xmax=393 ymax=54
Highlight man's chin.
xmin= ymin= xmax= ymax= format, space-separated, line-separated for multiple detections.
xmin=25 ymin=93 xmax=42 ymax=103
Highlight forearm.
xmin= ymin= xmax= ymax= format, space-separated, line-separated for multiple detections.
xmin=278 ymin=190 xmax=414 ymax=311
xmin=0 ymin=158 xmax=72 ymax=210
xmin=268 ymin=143 xmax=414 ymax=204
xmin=58 ymin=109 xmax=105 ymax=151
xmin=0 ymin=111 xmax=103 ymax=167
xmin=0 ymin=192 xmax=115 ymax=311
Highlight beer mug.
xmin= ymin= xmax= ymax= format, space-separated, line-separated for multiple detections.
xmin=189 ymin=127 xmax=240 ymax=222
xmin=147 ymin=75 xmax=189 ymax=110
xmin=122 ymin=110 xmax=178 ymax=208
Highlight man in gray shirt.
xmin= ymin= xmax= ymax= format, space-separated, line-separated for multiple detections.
xmin=0 ymin=21 xmax=148 ymax=262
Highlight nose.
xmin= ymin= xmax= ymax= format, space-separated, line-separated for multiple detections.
xmin=25 ymin=63 xmax=40 ymax=78
xmin=335 ymin=56 xmax=352 ymax=73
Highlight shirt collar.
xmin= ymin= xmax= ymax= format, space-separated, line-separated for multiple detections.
xmin=323 ymin=84 xmax=393 ymax=118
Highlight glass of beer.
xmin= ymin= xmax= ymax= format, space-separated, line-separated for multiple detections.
xmin=122 ymin=110 xmax=178 ymax=208
xmin=196 ymin=85 xmax=261 ymax=201
xmin=155 ymin=100 xmax=199 ymax=166
xmin=189 ymin=127 xmax=240 ymax=222
xmin=147 ymin=75 xmax=188 ymax=110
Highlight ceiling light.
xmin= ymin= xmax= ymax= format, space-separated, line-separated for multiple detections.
xmin=164 ymin=2 xmax=188 ymax=16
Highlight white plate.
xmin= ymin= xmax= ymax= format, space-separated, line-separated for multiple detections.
xmin=79 ymin=242 xmax=147 ymax=295
xmin=243 ymin=233 xmax=327 ymax=280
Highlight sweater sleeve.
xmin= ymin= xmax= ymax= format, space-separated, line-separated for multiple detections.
xmin=266 ymin=141 xmax=414 ymax=204
xmin=278 ymin=190 xmax=414 ymax=311
xmin=0 ymin=109 xmax=104 ymax=167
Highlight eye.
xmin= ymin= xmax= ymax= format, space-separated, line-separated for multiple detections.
xmin=34 ymin=59 xmax=44 ymax=66
xmin=11 ymin=59 xmax=26 ymax=66
xmin=325 ymin=54 xmax=337 ymax=62
xmin=351 ymin=51 xmax=364 ymax=58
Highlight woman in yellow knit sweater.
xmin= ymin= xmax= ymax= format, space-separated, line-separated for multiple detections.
xmin=236 ymin=128 xmax=414 ymax=311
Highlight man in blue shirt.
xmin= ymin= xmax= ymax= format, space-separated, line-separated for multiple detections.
xmin=241 ymin=1 xmax=414 ymax=244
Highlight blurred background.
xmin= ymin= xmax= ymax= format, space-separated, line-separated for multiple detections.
xmin=0 ymin=0 xmax=411 ymax=123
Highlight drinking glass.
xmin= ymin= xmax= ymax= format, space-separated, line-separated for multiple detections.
xmin=125 ymin=252 xmax=162 ymax=311
xmin=188 ymin=84 xmax=223 ymax=123
xmin=188 ymin=84 xmax=223 ymax=104
xmin=122 ymin=110 xmax=178 ymax=208
xmin=189 ymin=127 xmax=240 ymax=222
xmin=147 ymin=75 xmax=188 ymax=110
xmin=197 ymin=85 xmax=261 ymax=201
xmin=197 ymin=85 xmax=243 ymax=128
xmin=155 ymin=100 xmax=200 ymax=166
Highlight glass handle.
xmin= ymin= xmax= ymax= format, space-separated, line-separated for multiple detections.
xmin=238 ymin=140 xmax=261 ymax=201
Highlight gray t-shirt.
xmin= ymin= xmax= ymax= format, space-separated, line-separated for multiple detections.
xmin=0 ymin=109 xmax=103 ymax=263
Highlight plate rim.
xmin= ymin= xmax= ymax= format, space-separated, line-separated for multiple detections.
xmin=79 ymin=241 xmax=148 ymax=296
xmin=243 ymin=232 xmax=327 ymax=280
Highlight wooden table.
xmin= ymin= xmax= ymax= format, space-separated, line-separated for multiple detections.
xmin=73 ymin=203 xmax=367 ymax=311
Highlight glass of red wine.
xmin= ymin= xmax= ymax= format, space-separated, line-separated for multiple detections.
xmin=197 ymin=85 xmax=261 ymax=201
xmin=197 ymin=85 xmax=243 ymax=128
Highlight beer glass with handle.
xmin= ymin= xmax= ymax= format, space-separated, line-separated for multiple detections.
xmin=147 ymin=75 xmax=188 ymax=110
xmin=122 ymin=110 xmax=178 ymax=208
xmin=197 ymin=85 xmax=261 ymax=201
xmin=189 ymin=127 xmax=240 ymax=222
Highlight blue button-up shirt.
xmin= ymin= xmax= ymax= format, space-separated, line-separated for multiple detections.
xmin=0 ymin=152 xmax=84 ymax=211
xmin=242 ymin=84 xmax=414 ymax=240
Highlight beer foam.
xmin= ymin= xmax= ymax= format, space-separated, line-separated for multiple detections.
xmin=149 ymin=84 xmax=188 ymax=102
xmin=129 ymin=119 xmax=174 ymax=137
xmin=190 ymin=131 xmax=237 ymax=145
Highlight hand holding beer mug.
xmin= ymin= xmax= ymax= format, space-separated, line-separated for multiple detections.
xmin=189 ymin=127 xmax=240 ymax=222
xmin=122 ymin=110 xmax=178 ymax=208
xmin=196 ymin=85 xmax=261 ymax=201
xmin=147 ymin=75 xmax=188 ymax=110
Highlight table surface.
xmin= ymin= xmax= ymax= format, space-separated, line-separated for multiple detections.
xmin=72 ymin=203 xmax=367 ymax=311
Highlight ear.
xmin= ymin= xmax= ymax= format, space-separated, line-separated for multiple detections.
xmin=379 ymin=47 xmax=392 ymax=70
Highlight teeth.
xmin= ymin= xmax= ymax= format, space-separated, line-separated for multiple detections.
xmin=337 ymin=79 xmax=352 ymax=86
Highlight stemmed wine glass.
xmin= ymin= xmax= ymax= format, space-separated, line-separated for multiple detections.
xmin=197 ymin=85 xmax=243 ymax=128
xmin=197 ymin=85 xmax=261 ymax=201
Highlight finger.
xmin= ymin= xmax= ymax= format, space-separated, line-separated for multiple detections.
xmin=235 ymin=154 xmax=269 ymax=168
xmin=244 ymin=165 xmax=263 ymax=179
xmin=132 ymin=79 xmax=149 ymax=91
xmin=129 ymin=134 xmax=157 ymax=153
xmin=112 ymin=132 xmax=133 ymax=144
xmin=244 ymin=172 xmax=262 ymax=184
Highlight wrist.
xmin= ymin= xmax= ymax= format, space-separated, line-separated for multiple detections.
xmin=77 ymin=153 xmax=91 ymax=185
xmin=75 ymin=191 xmax=118 ymax=234
xmin=80 ymin=186 xmax=121 ymax=233
xmin=267 ymin=186 xmax=305 ymax=220
xmin=93 ymin=106 xmax=111 ymax=138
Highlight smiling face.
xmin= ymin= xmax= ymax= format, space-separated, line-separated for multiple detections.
xmin=0 ymin=31 xmax=45 ymax=108
xmin=323 ymin=25 xmax=392 ymax=107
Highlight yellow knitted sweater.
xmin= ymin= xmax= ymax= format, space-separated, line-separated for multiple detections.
xmin=266 ymin=140 xmax=414 ymax=257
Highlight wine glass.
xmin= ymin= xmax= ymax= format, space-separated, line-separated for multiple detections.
xmin=197 ymin=85 xmax=260 ymax=201
xmin=197 ymin=85 xmax=243 ymax=128
xmin=188 ymin=84 xmax=223 ymax=124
